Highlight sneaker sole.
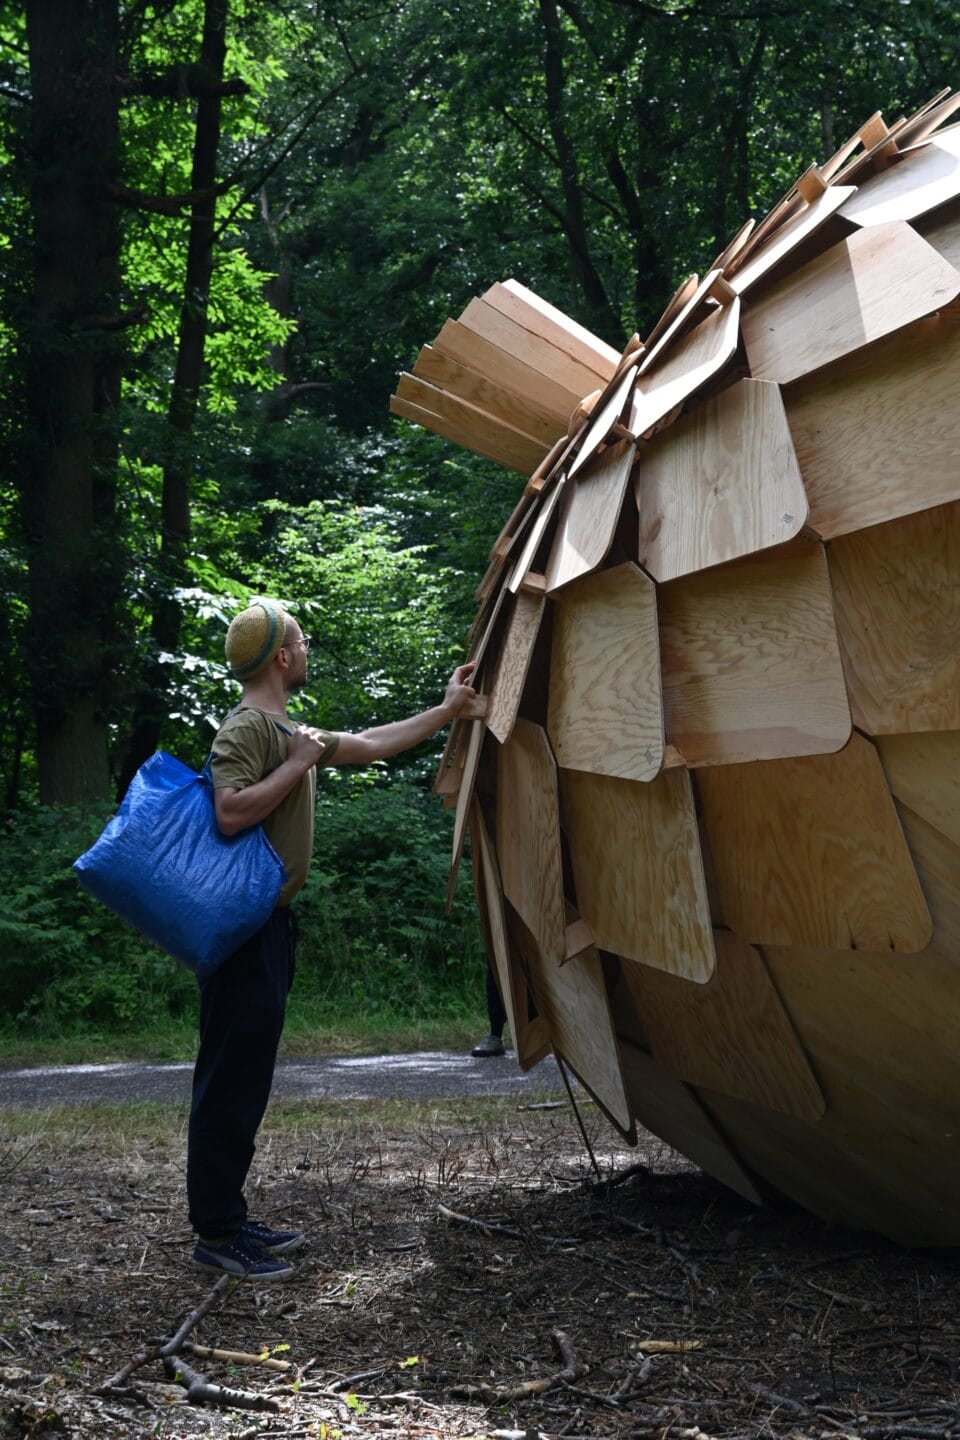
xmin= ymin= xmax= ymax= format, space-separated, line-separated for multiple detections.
xmin=191 ymin=1258 xmax=293 ymax=1281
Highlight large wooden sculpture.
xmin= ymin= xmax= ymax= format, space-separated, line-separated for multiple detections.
xmin=391 ymin=92 xmax=960 ymax=1246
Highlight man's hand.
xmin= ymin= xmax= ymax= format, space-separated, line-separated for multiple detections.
xmin=442 ymin=662 xmax=478 ymax=718
xmin=288 ymin=724 xmax=331 ymax=771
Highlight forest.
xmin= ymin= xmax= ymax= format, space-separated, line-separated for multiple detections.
xmin=2 ymin=0 xmax=959 ymax=1044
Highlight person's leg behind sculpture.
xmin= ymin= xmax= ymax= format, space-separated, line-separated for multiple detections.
xmin=472 ymin=960 xmax=508 ymax=1057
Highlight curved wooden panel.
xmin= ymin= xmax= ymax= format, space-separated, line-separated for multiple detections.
xmin=840 ymin=128 xmax=960 ymax=228
xmin=496 ymin=719 xmax=566 ymax=968
xmin=697 ymin=732 xmax=932 ymax=952
xmin=828 ymin=500 xmax=960 ymax=734
xmin=658 ymin=539 xmax=851 ymax=766
xmin=628 ymin=300 xmax=741 ymax=440
xmin=548 ymin=562 xmax=663 ymax=783
xmin=875 ymin=731 xmax=960 ymax=847
xmin=785 ymin=308 xmax=960 ymax=539
xmin=742 ymin=222 xmax=960 ymax=384
xmin=637 ymin=379 xmax=808 ymax=582
xmin=486 ymin=592 xmax=546 ymax=744
xmin=621 ymin=930 xmax=824 ymax=1120
xmin=560 ymin=767 xmax=715 ymax=982
xmin=546 ymin=440 xmax=635 ymax=594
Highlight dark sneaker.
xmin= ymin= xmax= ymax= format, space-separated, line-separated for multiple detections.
xmin=242 ymin=1219 xmax=305 ymax=1255
xmin=471 ymin=1033 xmax=506 ymax=1057
xmin=192 ymin=1233 xmax=294 ymax=1281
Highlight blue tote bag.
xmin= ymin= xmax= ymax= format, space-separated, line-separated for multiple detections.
xmin=73 ymin=752 xmax=286 ymax=979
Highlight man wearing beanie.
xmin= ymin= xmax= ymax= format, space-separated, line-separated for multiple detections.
xmin=188 ymin=599 xmax=477 ymax=1281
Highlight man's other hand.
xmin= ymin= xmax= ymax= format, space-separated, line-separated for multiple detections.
xmin=442 ymin=662 xmax=478 ymax=717
xmin=288 ymin=724 xmax=330 ymax=770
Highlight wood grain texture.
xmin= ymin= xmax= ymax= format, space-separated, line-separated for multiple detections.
xmin=568 ymin=365 xmax=638 ymax=480
xmin=471 ymin=805 xmax=551 ymax=1073
xmin=916 ymin=198 xmax=960 ymax=270
xmin=621 ymin=930 xmax=824 ymax=1120
xmin=616 ymin=1038 xmax=762 ymax=1204
xmin=875 ymin=731 xmax=960 ymax=847
xmin=446 ymin=718 xmax=485 ymax=909
xmin=741 ymin=221 xmax=960 ymax=385
xmin=507 ymin=478 xmax=566 ymax=594
xmin=636 ymin=379 xmax=808 ymax=582
xmin=560 ymin=767 xmax=715 ymax=981
xmin=828 ymin=501 xmax=960 ymax=734
xmin=496 ymin=719 xmax=566 ymax=968
xmin=548 ymin=562 xmax=664 ymax=782
xmin=432 ymin=318 xmax=581 ymax=425
xmin=728 ymin=186 xmax=856 ymax=294
xmin=389 ymin=395 xmax=545 ymax=474
xmin=638 ymin=270 xmax=724 ymax=376
xmin=396 ymin=370 xmax=543 ymax=445
xmin=785 ymin=308 xmax=960 ymax=538
xmin=461 ymin=297 xmax=614 ymax=401
xmin=628 ymin=301 xmax=741 ymax=439
xmin=546 ymin=440 xmax=635 ymax=593
xmin=700 ymin=808 xmax=960 ymax=1245
xmin=413 ymin=344 xmax=566 ymax=447
xmin=658 ymin=539 xmax=851 ymax=766
xmin=512 ymin=911 xmax=632 ymax=1132
xmin=840 ymin=128 xmax=960 ymax=227
xmin=486 ymin=591 xmax=546 ymax=744
xmin=696 ymin=732 xmax=933 ymax=952
xmin=483 ymin=279 xmax=620 ymax=377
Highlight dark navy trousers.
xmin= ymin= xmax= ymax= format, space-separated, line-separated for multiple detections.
xmin=187 ymin=908 xmax=295 ymax=1239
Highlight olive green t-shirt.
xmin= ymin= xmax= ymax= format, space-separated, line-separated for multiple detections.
xmin=210 ymin=707 xmax=339 ymax=906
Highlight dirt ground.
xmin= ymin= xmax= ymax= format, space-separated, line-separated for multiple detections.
xmin=1 ymin=1095 xmax=958 ymax=1440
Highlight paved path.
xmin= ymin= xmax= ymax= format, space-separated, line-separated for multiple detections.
xmin=0 ymin=1051 xmax=566 ymax=1110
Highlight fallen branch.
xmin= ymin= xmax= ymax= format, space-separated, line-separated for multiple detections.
xmin=100 ymin=1274 xmax=232 ymax=1391
xmin=438 ymin=1202 xmax=521 ymax=1239
xmin=450 ymin=1328 xmax=587 ymax=1403
xmin=163 ymin=1355 xmax=280 ymax=1413
xmin=181 ymin=1341 xmax=291 ymax=1371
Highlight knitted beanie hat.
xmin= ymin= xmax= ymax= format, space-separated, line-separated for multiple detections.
xmin=224 ymin=600 xmax=287 ymax=680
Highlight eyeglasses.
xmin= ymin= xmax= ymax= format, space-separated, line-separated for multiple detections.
xmin=283 ymin=636 xmax=310 ymax=652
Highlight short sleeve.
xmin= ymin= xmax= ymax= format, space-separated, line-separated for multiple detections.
xmin=210 ymin=713 xmax=272 ymax=791
xmin=316 ymin=730 xmax=340 ymax=765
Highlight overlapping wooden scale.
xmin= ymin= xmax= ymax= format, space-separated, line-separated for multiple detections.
xmin=548 ymin=561 xmax=663 ymax=783
xmin=696 ymin=732 xmax=932 ymax=952
xmin=784 ymin=306 xmax=960 ymax=538
xmin=828 ymin=500 xmax=960 ymax=735
xmin=741 ymin=220 xmax=960 ymax=384
xmin=403 ymin=94 xmax=960 ymax=1244
xmin=658 ymin=538 xmax=850 ymax=766
xmin=637 ymin=378 xmax=808 ymax=582
xmin=621 ymin=930 xmax=824 ymax=1121
xmin=559 ymin=766 xmax=714 ymax=981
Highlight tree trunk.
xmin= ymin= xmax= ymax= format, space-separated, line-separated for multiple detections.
xmin=119 ymin=0 xmax=229 ymax=795
xmin=23 ymin=0 xmax=121 ymax=805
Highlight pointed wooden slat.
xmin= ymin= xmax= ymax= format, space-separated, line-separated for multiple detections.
xmin=389 ymin=395 xmax=545 ymax=474
xmin=637 ymin=379 xmax=808 ymax=582
xmin=496 ymin=719 xmax=566 ymax=968
xmin=622 ymin=931 xmax=824 ymax=1121
xmin=741 ymin=221 xmax=960 ymax=385
xmin=658 ymin=539 xmax=850 ymax=766
xmin=507 ymin=477 xmax=566 ymax=593
xmin=840 ymin=128 xmax=960 ymax=227
xmin=642 ymin=273 xmax=700 ymax=353
xmin=471 ymin=804 xmax=551 ymax=1073
xmin=484 ymin=278 xmax=620 ymax=378
xmin=876 ymin=731 xmax=960 ymax=849
xmin=894 ymin=89 xmax=960 ymax=150
xmin=461 ymin=296 xmax=617 ymax=402
xmin=628 ymin=299 xmax=741 ymax=440
xmin=697 ymin=733 xmax=932 ymax=952
xmin=828 ymin=500 xmax=960 ymax=735
xmin=413 ymin=344 xmax=567 ymax=447
xmin=396 ymin=371 xmax=544 ymax=446
xmin=432 ymin=318 xmax=582 ymax=425
xmin=548 ymin=562 xmax=663 ymax=783
xmin=446 ymin=717 xmax=486 ymax=910
xmin=728 ymin=186 xmax=856 ymax=295
xmin=508 ymin=904 xmax=633 ymax=1132
xmin=546 ymin=439 xmax=635 ymax=593
xmin=784 ymin=306 xmax=960 ymax=539
xmin=617 ymin=1038 xmax=762 ymax=1204
xmin=830 ymin=110 xmax=913 ymax=185
xmin=638 ymin=270 xmax=725 ymax=376
xmin=567 ymin=365 xmax=637 ymax=479
xmin=561 ymin=767 xmax=714 ymax=981
xmin=486 ymin=591 xmax=546 ymax=744
xmin=709 ymin=217 xmax=755 ymax=274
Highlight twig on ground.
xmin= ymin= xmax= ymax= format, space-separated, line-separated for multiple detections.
xmin=181 ymin=1340 xmax=291 ymax=1371
xmin=450 ymin=1327 xmax=587 ymax=1403
xmin=162 ymin=1355 xmax=281 ymax=1412
xmin=438 ymin=1202 xmax=521 ymax=1239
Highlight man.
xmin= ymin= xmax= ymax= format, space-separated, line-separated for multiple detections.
xmin=189 ymin=598 xmax=477 ymax=1280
